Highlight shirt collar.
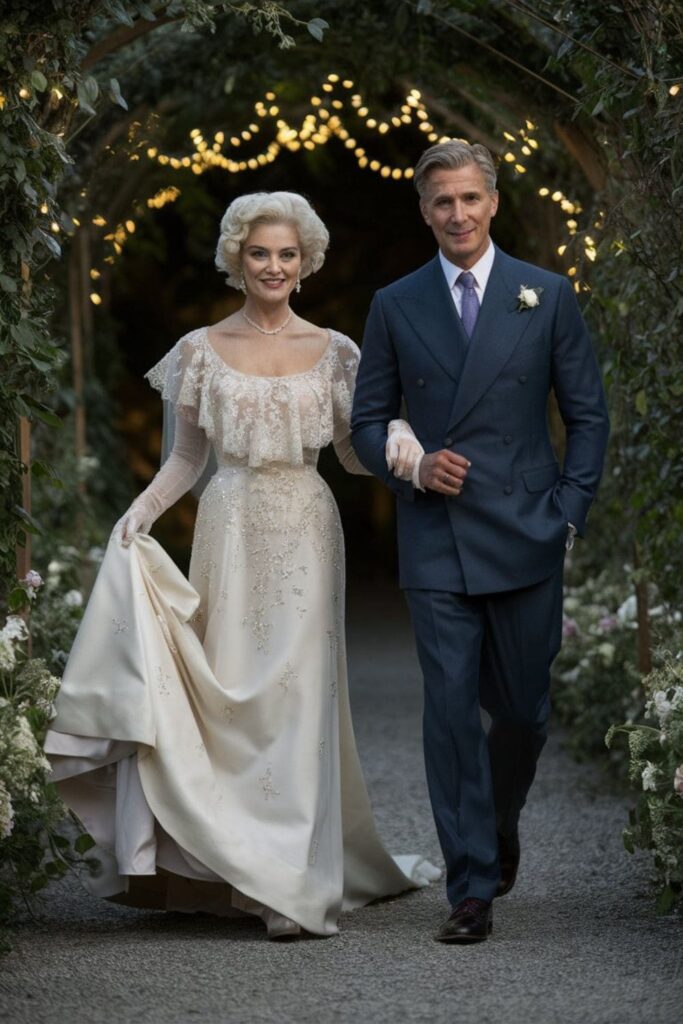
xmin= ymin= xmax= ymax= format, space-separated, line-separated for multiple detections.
xmin=438 ymin=241 xmax=495 ymax=292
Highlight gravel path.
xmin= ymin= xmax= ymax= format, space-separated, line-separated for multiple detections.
xmin=1 ymin=585 xmax=681 ymax=1024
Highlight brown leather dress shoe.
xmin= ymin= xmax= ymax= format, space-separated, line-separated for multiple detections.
xmin=434 ymin=898 xmax=492 ymax=943
xmin=496 ymin=831 xmax=520 ymax=897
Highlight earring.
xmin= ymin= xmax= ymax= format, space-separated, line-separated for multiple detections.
xmin=238 ymin=272 xmax=246 ymax=293
xmin=295 ymin=272 xmax=301 ymax=294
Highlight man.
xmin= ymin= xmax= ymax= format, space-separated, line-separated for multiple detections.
xmin=351 ymin=141 xmax=609 ymax=943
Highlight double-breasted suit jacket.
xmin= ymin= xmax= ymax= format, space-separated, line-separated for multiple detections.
xmin=351 ymin=245 xmax=610 ymax=594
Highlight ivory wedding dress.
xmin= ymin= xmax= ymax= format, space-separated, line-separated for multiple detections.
xmin=45 ymin=327 xmax=438 ymax=937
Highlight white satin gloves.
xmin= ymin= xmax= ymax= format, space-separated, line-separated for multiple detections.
xmin=114 ymin=414 xmax=210 ymax=547
xmin=386 ymin=419 xmax=424 ymax=488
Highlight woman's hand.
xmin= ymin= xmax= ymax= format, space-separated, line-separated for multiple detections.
xmin=386 ymin=419 xmax=425 ymax=481
xmin=113 ymin=499 xmax=154 ymax=547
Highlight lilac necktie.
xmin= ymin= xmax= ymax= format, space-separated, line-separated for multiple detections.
xmin=458 ymin=270 xmax=480 ymax=339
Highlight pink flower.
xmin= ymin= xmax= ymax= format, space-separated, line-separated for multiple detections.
xmin=674 ymin=765 xmax=683 ymax=798
xmin=598 ymin=614 xmax=619 ymax=634
xmin=21 ymin=569 xmax=43 ymax=589
xmin=562 ymin=615 xmax=579 ymax=638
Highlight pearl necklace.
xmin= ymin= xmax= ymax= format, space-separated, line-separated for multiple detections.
xmin=242 ymin=309 xmax=292 ymax=336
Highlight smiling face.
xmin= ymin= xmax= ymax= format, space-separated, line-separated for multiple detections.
xmin=420 ymin=163 xmax=499 ymax=270
xmin=242 ymin=221 xmax=302 ymax=302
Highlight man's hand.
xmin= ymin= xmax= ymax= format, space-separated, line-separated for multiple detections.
xmin=419 ymin=450 xmax=471 ymax=496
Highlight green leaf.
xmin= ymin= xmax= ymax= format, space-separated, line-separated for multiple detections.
xmin=108 ymin=78 xmax=128 ymax=110
xmin=76 ymin=78 xmax=98 ymax=116
xmin=108 ymin=1 xmax=135 ymax=27
xmin=655 ymin=885 xmax=675 ymax=915
xmin=30 ymin=70 xmax=48 ymax=92
xmin=307 ymin=18 xmax=329 ymax=42
xmin=8 ymin=586 xmax=29 ymax=611
xmin=635 ymin=389 xmax=647 ymax=416
xmin=74 ymin=833 xmax=96 ymax=855
xmin=0 ymin=274 xmax=17 ymax=293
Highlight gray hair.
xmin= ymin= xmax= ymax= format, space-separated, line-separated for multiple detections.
xmin=215 ymin=191 xmax=329 ymax=289
xmin=414 ymin=141 xmax=497 ymax=198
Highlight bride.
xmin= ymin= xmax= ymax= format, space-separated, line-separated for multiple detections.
xmin=45 ymin=191 xmax=438 ymax=939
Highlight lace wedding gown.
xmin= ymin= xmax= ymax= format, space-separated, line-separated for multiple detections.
xmin=45 ymin=327 xmax=438 ymax=937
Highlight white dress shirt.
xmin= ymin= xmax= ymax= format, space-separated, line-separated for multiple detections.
xmin=438 ymin=241 xmax=495 ymax=316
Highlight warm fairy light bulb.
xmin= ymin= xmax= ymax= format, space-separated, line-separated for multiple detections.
xmin=504 ymin=152 xmax=515 ymax=163
xmin=392 ymin=168 xmax=403 ymax=180
xmin=265 ymin=92 xmax=276 ymax=101
xmin=538 ymin=187 xmax=550 ymax=196
xmin=328 ymin=73 xmax=339 ymax=82
xmin=370 ymin=160 xmax=380 ymax=171
xmin=514 ymin=164 xmax=526 ymax=173
xmin=521 ymin=145 xmax=531 ymax=155
xmin=358 ymin=107 xmax=368 ymax=117
xmin=366 ymin=118 xmax=377 ymax=128
xmin=19 ymin=87 xmax=30 ymax=99
xmin=551 ymin=191 xmax=563 ymax=201
xmin=503 ymin=131 xmax=516 ymax=142
xmin=670 ymin=84 xmax=680 ymax=96
xmin=404 ymin=168 xmax=414 ymax=179
xmin=342 ymin=80 xmax=353 ymax=89
xmin=322 ymin=83 xmax=333 ymax=92
xmin=378 ymin=123 xmax=389 ymax=134
xmin=358 ymin=156 xmax=368 ymax=168
xmin=557 ymin=245 xmax=567 ymax=256
xmin=90 ymin=293 xmax=102 ymax=305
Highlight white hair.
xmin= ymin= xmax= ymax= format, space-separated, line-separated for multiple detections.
xmin=215 ymin=191 xmax=329 ymax=289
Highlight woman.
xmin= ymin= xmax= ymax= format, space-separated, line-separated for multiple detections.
xmin=45 ymin=192 xmax=437 ymax=939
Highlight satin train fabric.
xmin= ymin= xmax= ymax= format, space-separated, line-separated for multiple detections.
xmin=45 ymin=534 xmax=438 ymax=935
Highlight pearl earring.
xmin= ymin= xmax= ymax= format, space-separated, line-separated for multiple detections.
xmin=295 ymin=273 xmax=301 ymax=294
xmin=239 ymin=272 xmax=246 ymax=293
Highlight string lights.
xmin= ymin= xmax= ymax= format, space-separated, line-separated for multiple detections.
xmin=84 ymin=73 xmax=594 ymax=301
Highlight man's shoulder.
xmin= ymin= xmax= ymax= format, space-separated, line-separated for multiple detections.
xmin=375 ymin=258 xmax=438 ymax=302
xmin=496 ymin=249 xmax=569 ymax=293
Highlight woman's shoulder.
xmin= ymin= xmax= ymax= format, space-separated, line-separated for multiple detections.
xmin=328 ymin=328 xmax=360 ymax=366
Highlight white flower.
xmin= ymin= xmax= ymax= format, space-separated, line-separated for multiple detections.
xmin=564 ymin=596 xmax=579 ymax=613
xmin=598 ymin=641 xmax=616 ymax=666
xmin=0 ymin=780 xmax=14 ymax=839
xmin=517 ymin=285 xmax=543 ymax=311
xmin=20 ymin=569 xmax=44 ymax=598
xmin=674 ymin=765 xmax=683 ymax=797
xmin=642 ymin=762 xmax=659 ymax=791
xmin=47 ymin=560 xmax=66 ymax=577
xmin=617 ymin=595 xmax=637 ymax=624
xmin=88 ymin=546 xmax=105 ymax=563
xmin=64 ymin=590 xmax=83 ymax=608
xmin=77 ymin=455 xmax=100 ymax=476
xmin=0 ymin=635 xmax=16 ymax=672
xmin=671 ymin=686 xmax=683 ymax=712
xmin=648 ymin=690 xmax=674 ymax=726
xmin=2 ymin=615 xmax=28 ymax=642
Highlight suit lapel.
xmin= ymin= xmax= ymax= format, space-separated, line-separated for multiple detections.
xmin=394 ymin=256 xmax=467 ymax=383
xmin=447 ymin=247 xmax=533 ymax=430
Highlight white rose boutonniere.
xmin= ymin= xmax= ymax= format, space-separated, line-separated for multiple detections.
xmin=517 ymin=285 xmax=544 ymax=312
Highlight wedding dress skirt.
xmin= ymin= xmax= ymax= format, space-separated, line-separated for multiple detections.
xmin=45 ymin=463 xmax=438 ymax=937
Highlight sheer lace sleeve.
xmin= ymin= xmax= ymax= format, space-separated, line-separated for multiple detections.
xmin=331 ymin=333 xmax=371 ymax=476
xmin=145 ymin=329 xmax=208 ymax=427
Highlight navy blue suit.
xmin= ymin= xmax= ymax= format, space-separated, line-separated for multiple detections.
xmin=351 ymin=245 xmax=609 ymax=904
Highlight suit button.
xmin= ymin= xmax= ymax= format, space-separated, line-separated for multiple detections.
xmin=503 ymin=435 xmax=512 ymax=445
xmin=444 ymin=436 xmax=453 ymax=446
xmin=504 ymin=485 xmax=512 ymax=495
xmin=518 ymin=375 xmax=528 ymax=384
xmin=416 ymin=378 xmax=425 ymax=388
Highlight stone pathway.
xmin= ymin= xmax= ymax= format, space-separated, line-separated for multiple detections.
xmin=1 ymin=587 xmax=681 ymax=1023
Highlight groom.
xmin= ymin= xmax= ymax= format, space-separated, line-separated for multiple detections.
xmin=351 ymin=141 xmax=609 ymax=943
